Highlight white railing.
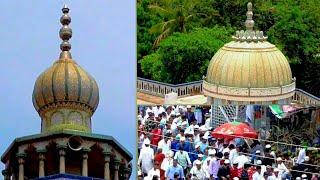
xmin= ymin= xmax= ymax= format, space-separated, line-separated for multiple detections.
xmin=137 ymin=78 xmax=203 ymax=97
xmin=292 ymin=88 xmax=320 ymax=105
xmin=137 ymin=78 xmax=320 ymax=105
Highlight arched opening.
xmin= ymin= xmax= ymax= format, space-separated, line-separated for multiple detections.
xmin=45 ymin=142 xmax=59 ymax=176
xmin=88 ymin=144 xmax=104 ymax=178
xmin=65 ymin=148 xmax=82 ymax=175
xmin=24 ymin=145 xmax=39 ymax=179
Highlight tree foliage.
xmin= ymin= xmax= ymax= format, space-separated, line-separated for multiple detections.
xmin=140 ymin=27 xmax=233 ymax=84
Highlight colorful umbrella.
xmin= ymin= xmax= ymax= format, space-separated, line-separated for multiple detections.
xmin=211 ymin=121 xmax=258 ymax=139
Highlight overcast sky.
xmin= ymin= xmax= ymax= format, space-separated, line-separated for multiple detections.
xmin=0 ymin=0 xmax=136 ymax=177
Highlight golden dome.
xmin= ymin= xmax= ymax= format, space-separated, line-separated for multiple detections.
xmin=32 ymin=55 xmax=99 ymax=115
xmin=206 ymin=40 xmax=292 ymax=88
xmin=203 ymin=2 xmax=295 ymax=104
xmin=32 ymin=5 xmax=99 ymax=133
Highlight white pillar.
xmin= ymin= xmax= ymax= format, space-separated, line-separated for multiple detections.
xmin=38 ymin=153 xmax=45 ymax=177
xmin=17 ymin=154 xmax=25 ymax=180
xmin=113 ymin=159 xmax=120 ymax=180
xmin=58 ymin=149 xmax=66 ymax=173
xmin=82 ymin=151 xmax=89 ymax=176
xmin=103 ymin=151 xmax=111 ymax=180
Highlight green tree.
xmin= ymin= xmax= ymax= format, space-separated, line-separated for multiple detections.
xmin=140 ymin=26 xmax=233 ymax=84
xmin=137 ymin=0 xmax=161 ymax=76
xmin=148 ymin=0 xmax=204 ymax=47
xmin=267 ymin=0 xmax=320 ymax=96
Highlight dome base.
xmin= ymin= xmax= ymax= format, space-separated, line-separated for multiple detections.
xmin=203 ymin=80 xmax=295 ymax=104
xmin=41 ymin=107 xmax=91 ymax=133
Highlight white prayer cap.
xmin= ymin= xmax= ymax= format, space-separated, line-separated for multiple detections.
xmin=276 ymin=157 xmax=282 ymax=161
xmin=194 ymin=125 xmax=200 ymax=129
xmin=198 ymin=154 xmax=204 ymax=158
xmin=195 ymin=144 xmax=200 ymax=149
xmin=144 ymin=138 xmax=150 ymax=145
xmin=187 ymin=105 xmax=192 ymax=108
xmin=295 ymin=178 xmax=301 ymax=180
xmin=180 ymin=136 xmax=186 ymax=141
xmin=265 ymin=144 xmax=271 ymax=148
xmin=304 ymin=156 xmax=309 ymax=161
xmin=209 ymin=109 xmax=212 ymax=113
xmin=256 ymin=160 xmax=262 ymax=165
xmin=176 ymin=112 xmax=181 ymax=116
xmin=274 ymin=168 xmax=279 ymax=172
xmin=224 ymin=159 xmax=230 ymax=164
xmin=233 ymin=177 xmax=239 ymax=180
xmin=182 ymin=121 xmax=188 ymax=126
xmin=205 ymin=113 xmax=210 ymax=117
xmin=256 ymin=150 xmax=261 ymax=154
xmin=194 ymin=160 xmax=201 ymax=165
xmin=208 ymin=149 xmax=216 ymax=155
xmin=199 ymin=126 xmax=207 ymax=131
xmin=301 ymin=174 xmax=307 ymax=178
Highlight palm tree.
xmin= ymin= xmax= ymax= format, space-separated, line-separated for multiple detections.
xmin=148 ymin=0 xmax=203 ymax=48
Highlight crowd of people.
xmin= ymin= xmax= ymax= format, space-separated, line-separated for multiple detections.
xmin=137 ymin=105 xmax=320 ymax=180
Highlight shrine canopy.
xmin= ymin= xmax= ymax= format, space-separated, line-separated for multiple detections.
xmin=211 ymin=121 xmax=258 ymax=140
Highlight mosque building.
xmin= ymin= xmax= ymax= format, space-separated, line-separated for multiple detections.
xmin=1 ymin=5 xmax=132 ymax=180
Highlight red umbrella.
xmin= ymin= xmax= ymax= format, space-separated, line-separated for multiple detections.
xmin=211 ymin=121 xmax=258 ymax=139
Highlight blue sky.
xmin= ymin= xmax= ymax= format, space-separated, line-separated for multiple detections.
xmin=0 ymin=0 xmax=136 ymax=177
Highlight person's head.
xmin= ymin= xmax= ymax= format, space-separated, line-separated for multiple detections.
xmin=276 ymin=157 xmax=282 ymax=164
xmin=152 ymin=175 xmax=159 ymax=180
xmin=201 ymin=137 xmax=207 ymax=143
xmin=187 ymin=105 xmax=192 ymax=112
xmin=216 ymin=152 xmax=223 ymax=159
xmin=179 ymin=146 xmax=184 ymax=152
xmin=273 ymin=168 xmax=279 ymax=176
xmin=181 ymin=115 xmax=186 ymax=120
xmin=173 ymin=159 xmax=178 ymax=166
xmin=223 ymin=152 xmax=229 ymax=158
xmin=265 ymin=144 xmax=271 ymax=152
xmin=180 ymin=136 xmax=186 ymax=144
xmin=263 ymin=172 xmax=269 ymax=179
xmin=256 ymin=165 xmax=261 ymax=173
xmin=224 ymin=159 xmax=230 ymax=166
xmin=237 ymin=145 xmax=242 ymax=152
xmin=191 ymin=120 xmax=196 ymax=125
xmin=229 ymin=144 xmax=235 ymax=150
xmin=157 ymin=148 xmax=162 ymax=154
xmin=154 ymin=161 xmax=160 ymax=169
xmin=223 ymin=144 xmax=228 ymax=148
xmin=198 ymin=154 xmax=204 ymax=160
xmin=179 ymin=129 xmax=185 ymax=135
xmin=195 ymin=160 xmax=202 ymax=169
xmin=255 ymin=150 xmax=261 ymax=155
xmin=244 ymin=163 xmax=250 ymax=170
xmin=195 ymin=144 xmax=200 ymax=151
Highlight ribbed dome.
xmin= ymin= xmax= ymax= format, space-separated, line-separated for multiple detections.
xmin=32 ymin=5 xmax=99 ymax=133
xmin=32 ymin=56 xmax=99 ymax=115
xmin=206 ymin=41 xmax=292 ymax=88
xmin=203 ymin=2 xmax=295 ymax=104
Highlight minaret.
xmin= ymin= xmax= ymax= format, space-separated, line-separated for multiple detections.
xmin=2 ymin=5 xmax=132 ymax=180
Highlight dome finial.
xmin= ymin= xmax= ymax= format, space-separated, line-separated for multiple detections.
xmin=245 ymin=2 xmax=254 ymax=31
xmin=59 ymin=4 xmax=72 ymax=58
xmin=232 ymin=2 xmax=267 ymax=42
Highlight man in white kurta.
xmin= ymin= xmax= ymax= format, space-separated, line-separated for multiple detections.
xmin=138 ymin=142 xmax=155 ymax=175
xmin=158 ymin=136 xmax=171 ymax=155
xmin=190 ymin=160 xmax=210 ymax=179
